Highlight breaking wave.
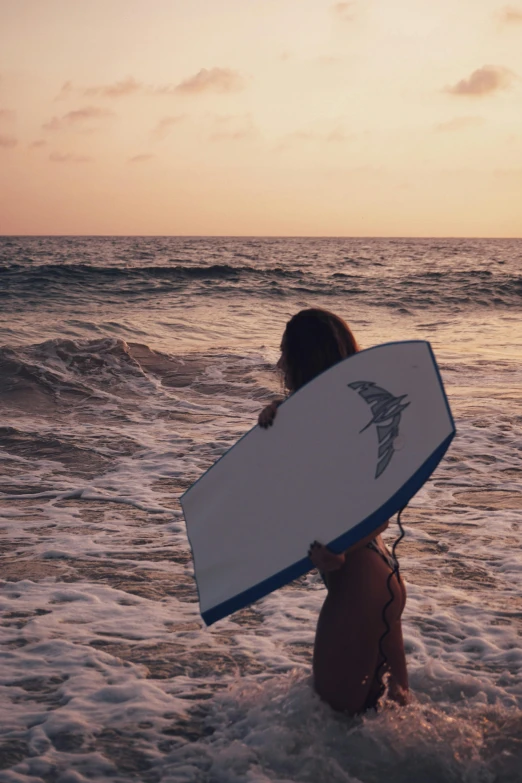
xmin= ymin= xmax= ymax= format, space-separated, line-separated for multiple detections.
xmin=1 ymin=260 xmax=521 ymax=309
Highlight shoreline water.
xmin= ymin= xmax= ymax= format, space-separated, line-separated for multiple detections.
xmin=1 ymin=236 xmax=521 ymax=781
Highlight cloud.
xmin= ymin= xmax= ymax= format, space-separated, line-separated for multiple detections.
xmin=211 ymin=128 xmax=256 ymax=141
xmin=0 ymin=109 xmax=15 ymax=123
xmin=331 ymin=2 xmax=356 ymax=20
xmin=43 ymin=106 xmax=115 ymax=131
xmin=498 ymin=5 xmax=522 ymax=23
xmin=0 ymin=134 xmax=17 ymax=148
xmin=49 ymin=152 xmax=91 ymax=163
xmin=128 ymin=154 xmax=155 ymax=163
xmin=56 ymin=70 xmax=245 ymax=101
xmin=56 ymin=81 xmax=74 ymax=100
xmin=277 ymin=126 xmax=353 ymax=149
xmin=56 ymin=77 xmax=143 ymax=100
xmin=209 ymin=113 xmax=257 ymax=142
xmin=175 ymin=68 xmax=245 ymax=95
xmin=84 ymin=77 xmax=142 ymax=99
xmin=29 ymin=139 xmax=47 ymax=148
xmin=43 ymin=118 xmax=63 ymax=131
xmin=62 ymin=107 xmax=114 ymax=122
xmin=152 ymin=115 xmax=186 ymax=140
xmin=445 ymin=65 xmax=516 ymax=96
xmin=435 ymin=116 xmax=484 ymax=132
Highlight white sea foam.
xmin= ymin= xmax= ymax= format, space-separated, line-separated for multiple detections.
xmin=0 ymin=238 xmax=521 ymax=780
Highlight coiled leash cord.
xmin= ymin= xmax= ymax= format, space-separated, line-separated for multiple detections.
xmin=374 ymin=507 xmax=407 ymax=700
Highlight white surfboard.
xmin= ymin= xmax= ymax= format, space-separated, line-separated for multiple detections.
xmin=181 ymin=341 xmax=455 ymax=625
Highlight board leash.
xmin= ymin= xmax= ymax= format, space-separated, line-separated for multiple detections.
xmin=374 ymin=506 xmax=407 ymax=701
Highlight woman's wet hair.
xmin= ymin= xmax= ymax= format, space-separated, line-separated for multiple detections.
xmin=280 ymin=308 xmax=359 ymax=393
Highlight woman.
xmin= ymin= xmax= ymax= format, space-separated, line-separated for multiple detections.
xmin=258 ymin=308 xmax=409 ymax=714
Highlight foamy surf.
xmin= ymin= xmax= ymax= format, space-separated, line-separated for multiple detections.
xmin=0 ymin=235 xmax=521 ymax=781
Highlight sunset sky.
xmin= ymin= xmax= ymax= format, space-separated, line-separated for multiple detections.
xmin=1 ymin=0 xmax=521 ymax=236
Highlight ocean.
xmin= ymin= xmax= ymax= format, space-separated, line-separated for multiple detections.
xmin=0 ymin=235 xmax=521 ymax=782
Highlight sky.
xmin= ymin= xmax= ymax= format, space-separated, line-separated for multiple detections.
xmin=0 ymin=0 xmax=521 ymax=236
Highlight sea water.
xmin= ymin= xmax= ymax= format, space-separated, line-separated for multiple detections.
xmin=0 ymin=236 xmax=521 ymax=782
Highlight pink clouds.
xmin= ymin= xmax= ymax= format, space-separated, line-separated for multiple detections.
xmin=0 ymin=111 xmax=16 ymax=148
xmin=277 ymin=126 xmax=353 ymax=149
xmin=84 ymin=77 xmax=142 ymax=99
xmin=174 ymin=67 xmax=245 ymax=94
xmin=499 ymin=5 xmax=522 ymax=23
xmin=0 ymin=109 xmax=16 ymax=122
xmin=56 ymin=78 xmax=141 ymax=100
xmin=0 ymin=135 xmax=17 ymax=148
xmin=331 ymin=2 xmax=356 ymax=21
xmin=128 ymin=154 xmax=155 ymax=163
xmin=152 ymin=115 xmax=186 ymax=140
xmin=435 ymin=116 xmax=484 ymax=132
xmin=43 ymin=118 xmax=65 ymax=131
xmin=43 ymin=106 xmax=114 ymax=131
xmin=56 ymin=81 xmax=74 ymax=100
xmin=56 ymin=69 xmax=245 ymax=102
xmin=446 ymin=65 xmax=516 ymax=96
xmin=210 ymin=114 xmax=257 ymax=142
xmin=57 ymin=76 xmax=162 ymax=100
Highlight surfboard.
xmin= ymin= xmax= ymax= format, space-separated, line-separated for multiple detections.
xmin=181 ymin=340 xmax=455 ymax=625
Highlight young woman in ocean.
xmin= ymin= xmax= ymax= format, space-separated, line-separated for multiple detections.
xmin=258 ymin=308 xmax=409 ymax=715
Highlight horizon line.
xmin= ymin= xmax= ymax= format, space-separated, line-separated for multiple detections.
xmin=1 ymin=233 xmax=521 ymax=240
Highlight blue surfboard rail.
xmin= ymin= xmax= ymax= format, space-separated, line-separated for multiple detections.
xmin=180 ymin=340 xmax=456 ymax=626
xmin=200 ymin=432 xmax=454 ymax=625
